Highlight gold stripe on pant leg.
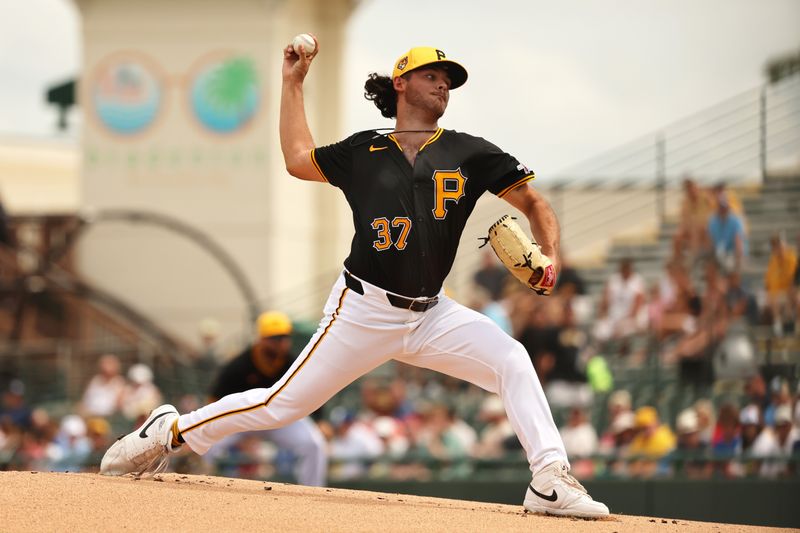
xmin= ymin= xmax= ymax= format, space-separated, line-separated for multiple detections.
xmin=180 ymin=287 xmax=349 ymax=435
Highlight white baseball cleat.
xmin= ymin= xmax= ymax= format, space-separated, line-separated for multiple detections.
xmin=523 ymin=460 xmax=610 ymax=518
xmin=100 ymin=404 xmax=180 ymax=477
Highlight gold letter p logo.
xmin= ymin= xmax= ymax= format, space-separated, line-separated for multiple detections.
xmin=432 ymin=169 xmax=467 ymax=219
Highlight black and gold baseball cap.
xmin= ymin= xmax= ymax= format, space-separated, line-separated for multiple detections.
xmin=392 ymin=47 xmax=468 ymax=89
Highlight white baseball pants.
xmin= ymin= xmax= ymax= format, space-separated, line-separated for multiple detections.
xmin=177 ymin=271 xmax=567 ymax=473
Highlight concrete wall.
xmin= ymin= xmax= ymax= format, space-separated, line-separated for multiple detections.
xmin=74 ymin=0 xmax=355 ymax=346
xmin=0 ymin=138 xmax=79 ymax=213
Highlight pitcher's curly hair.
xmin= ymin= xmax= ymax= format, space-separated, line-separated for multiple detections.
xmin=364 ymin=73 xmax=397 ymax=119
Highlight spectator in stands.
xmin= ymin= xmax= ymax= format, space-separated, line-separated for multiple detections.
xmin=473 ymin=249 xmax=510 ymax=301
xmin=0 ymin=379 xmax=31 ymax=430
xmin=80 ymin=354 xmax=125 ymax=418
xmin=85 ymin=417 xmax=112 ymax=470
xmin=517 ymin=299 xmax=557 ymax=383
xmin=367 ymin=415 xmax=414 ymax=480
xmin=725 ymin=269 xmax=759 ymax=325
xmin=668 ymin=261 xmax=731 ymax=388
xmin=672 ymin=178 xmax=714 ymax=261
xmin=506 ymin=285 xmax=537 ymax=337
xmin=711 ymin=403 xmax=741 ymax=477
xmin=47 ymin=414 xmax=92 ymax=473
xmin=14 ymin=408 xmax=54 ymax=471
xmin=658 ymin=259 xmax=686 ymax=310
xmin=764 ymin=233 xmax=798 ymax=336
xmin=0 ymin=415 xmax=21 ymax=469
xmin=671 ymin=408 xmax=711 ymax=479
xmin=627 ymin=406 xmax=676 ymax=478
xmin=555 ymin=254 xmax=587 ymax=299
xmin=468 ymin=286 xmax=512 ymax=335
xmin=750 ymin=404 xmax=798 ymax=478
xmin=739 ymin=405 xmax=762 ymax=450
xmin=598 ymin=390 xmax=633 ymax=455
xmin=592 ymin=258 xmax=647 ymax=347
xmin=693 ymin=399 xmax=716 ymax=446
xmin=472 ymin=395 xmax=515 ymax=459
xmin=371 ymin=415 xmax=410 ymax=459
xmin=649 ymin=259 xmax=693 ymax=340
xmin=120 ymin=364 xmax=163 ymax=422
xmin=744 ymin=374 xmax=769 ymax=414
xmin=386 ymin=377 xmax=416 ymax=419
xmin=220 ymin=433 xmax=275 ymax=480
xmin=733 ymin=404 xmax=763 ymax=478
xmin=612 ymin=411 xmax=636 ymax=452
xmin=559 ymin=407 xmax=598 ymax=478
xmin=559 ymin=407 xmax=598 ymax=458
xmin=417 ymin=403 xmax=477 ymax=462
xmin=607 ymin=390 xmax=632 ymax=421
xmin=764 ymin=377 xmax=793 ymax=428
xmin=710 ymin=182 xmax=747 ymax=230
xmin=558 ymin=255 xmax=593 ymax=327
xmin=361 ymin=378 xmax=407 ymax=419
xmin=707 ymin=191 xmax=748 ymax=274
xmin=541 ymin=300 xmax=593 ymax=409
xmin=604 ymin=411 xmax=636 ymax=477
xmin=327 ymin=407 xmax=384 ymax=481
xmin=652 ymin=258 xmax=706 ymax=346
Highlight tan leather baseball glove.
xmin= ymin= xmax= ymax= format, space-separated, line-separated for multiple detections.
xmin=484 ymin=215 xmax=556 ymax=296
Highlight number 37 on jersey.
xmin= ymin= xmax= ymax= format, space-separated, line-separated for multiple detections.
xmin=370 ymin=169 xmax=467 ymax=252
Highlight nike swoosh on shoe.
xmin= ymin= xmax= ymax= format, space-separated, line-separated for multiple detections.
xmin=529 ymin=483 xmax=558 ymax=502
xmin=139 ymin=411 xmax=175 ymax=438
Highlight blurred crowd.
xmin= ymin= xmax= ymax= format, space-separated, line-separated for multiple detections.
xmin=0 ymin=354 xmax=163 ymax=473
xmin=1 ymin=178 xmax=799 ymax=483
xmin=2 ymin=359 xmax=799 ymax=482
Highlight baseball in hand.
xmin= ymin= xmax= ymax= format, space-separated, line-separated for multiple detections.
xmin=292 ymin=33 xmax=316 ymax=56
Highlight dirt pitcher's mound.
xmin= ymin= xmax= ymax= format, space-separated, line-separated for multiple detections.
xmin=0 ymin=471 xmax=789 ymax=533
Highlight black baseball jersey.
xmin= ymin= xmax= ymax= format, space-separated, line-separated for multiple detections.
xmin=311 ymin=128 xmax=534 ymax=297
xmin=210 ymin=346 xmax=293 ymax=400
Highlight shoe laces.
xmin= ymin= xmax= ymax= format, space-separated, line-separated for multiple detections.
xmin=134 ymin=445 xmax=170 ymax=479
xmin=555 ymin=464 xmax=589 ymax=495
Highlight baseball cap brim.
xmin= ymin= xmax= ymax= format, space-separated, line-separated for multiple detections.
xmin=425 ymin=61 xmax=468 ymax=89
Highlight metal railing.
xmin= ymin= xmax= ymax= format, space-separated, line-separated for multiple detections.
xmin=553 ymin=74 xmax=799 ymax=187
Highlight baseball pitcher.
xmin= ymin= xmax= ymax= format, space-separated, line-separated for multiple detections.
xmin=101 ymin=38 xmax=609 ymax=518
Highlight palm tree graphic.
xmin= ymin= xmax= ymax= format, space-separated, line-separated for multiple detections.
xmin=205 ymin=57 xmax=258 ymax=119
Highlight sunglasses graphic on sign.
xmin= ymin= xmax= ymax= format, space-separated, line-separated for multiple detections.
xmin=90 ymin=51 xmax=260 ymax=136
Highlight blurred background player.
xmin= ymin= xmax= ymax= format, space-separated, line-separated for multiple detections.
xmin=204 ymin=311 xmax=327 ymax=486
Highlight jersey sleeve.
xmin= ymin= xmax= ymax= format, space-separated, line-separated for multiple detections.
xmin=470 ymin=138 xmax=535 ymax=197
xmin=310 ymin=133 xmax=361 ymax=188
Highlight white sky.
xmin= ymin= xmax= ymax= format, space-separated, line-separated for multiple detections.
xmin=0 ymin=0 xmax=798 ymax=176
